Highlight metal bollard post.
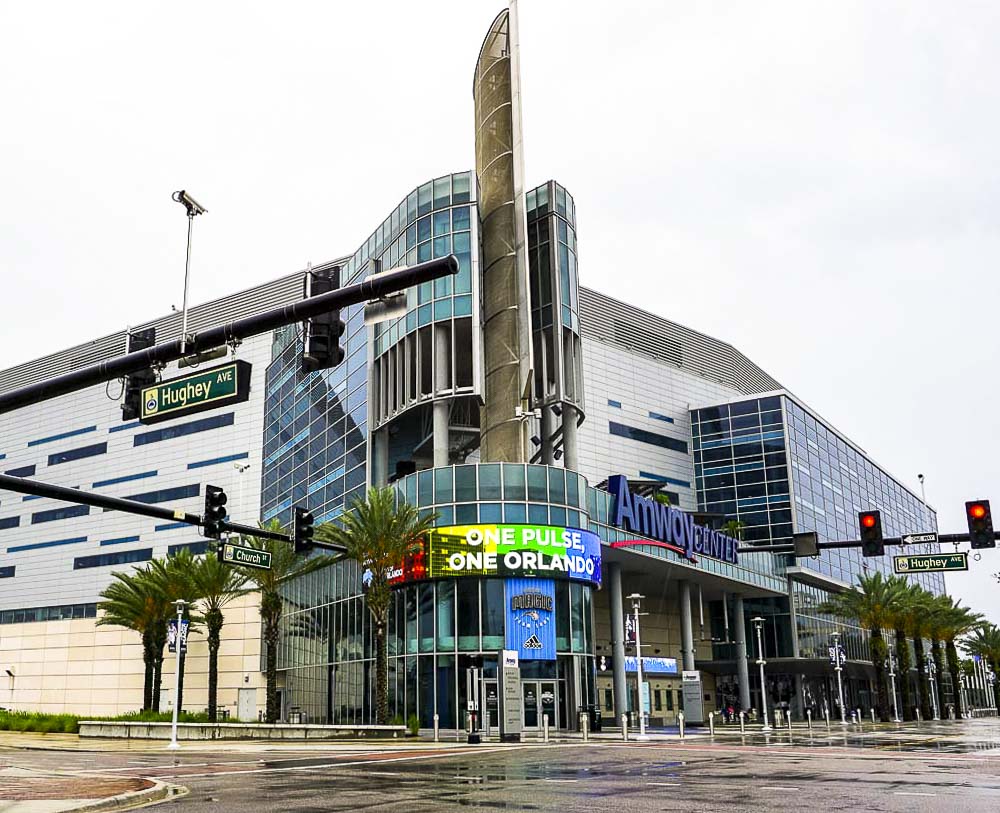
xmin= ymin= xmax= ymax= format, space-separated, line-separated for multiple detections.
xmin=916 ymin=708 xmax=921 ymax=724
xmin=871 ymin=709 xmax=876 ymax=725
xmin=581 ymin=712 xmax=590 ymax=742
xmin=678 ymin=711 xmax=685 ymax=739
xmin=824 ymin=708 xmax=830 ymax=731
xmin=621 ymin=713 xmax=629 ymax=742
xmin=787 ymin=712 xmax=793 ymax=733
xmin=709 ymin=712 xmax=715 ymax=737
xmin=543 ymin=713 xmax=550 ymax=743
xmin=739 ymin=711 xmax=745 ymax=735
xmin=433 ymin=713 xmax=439 ymax=743
xmin=806 ymin=709 xmax=812 ymax=731
xmin=855 ymin=708 xmax=861 ymax=727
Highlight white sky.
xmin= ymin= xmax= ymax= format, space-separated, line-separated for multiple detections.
xmin=2 ymin=1 xmax=998 ymax=621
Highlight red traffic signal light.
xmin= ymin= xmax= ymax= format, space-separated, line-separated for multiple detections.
xmin=859 ymin=510 xmax=884 ymax=557
xmin=966 ymin=500 xmax=994 ymax=550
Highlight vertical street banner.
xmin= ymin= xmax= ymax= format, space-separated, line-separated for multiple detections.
xmin=505 ymin=577 xmax=556 ymax=661
xmin=167 ymin=619 xmax=189 ymax=653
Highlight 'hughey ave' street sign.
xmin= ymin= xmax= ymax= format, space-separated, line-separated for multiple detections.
xmin=893 ymin=552 xmax=968 ymax=574
xmin=222 ymin=543 xmax=272 ymax=570
xmin=140 ymin=360 xmax=252 ymax=424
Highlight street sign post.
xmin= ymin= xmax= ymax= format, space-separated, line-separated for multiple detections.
xmin=901 ymin=532 xmax=938 ymax=545
xmin=140 ymin=360 xmax=252 ymax=424
xmin=222 ymin=543 xmax=272 ymax=570
xmin=893 ymin=552 xmax=968 ymax=574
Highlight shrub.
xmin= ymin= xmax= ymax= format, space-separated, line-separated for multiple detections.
xmin=406 ymin=714 xmax=420 ymax=736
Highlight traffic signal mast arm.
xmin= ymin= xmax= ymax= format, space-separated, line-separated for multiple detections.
xmin=0 ymin=255 xmax=459 ymax=416
xmin=739 ymin=531 xmax=998 ymax=556
xmin=0 ymin=473 xmax=341 ymax=549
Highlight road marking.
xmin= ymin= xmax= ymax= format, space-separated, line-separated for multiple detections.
xmin=760 ymin=786 xmax=799 ymax=791
xmin=544 ymin=779 xmax=578 ymax=783
xmin=647 ymin=781 xmax=681 ymax=786
xmin=894 ymin=791 xmax=936 ymax=796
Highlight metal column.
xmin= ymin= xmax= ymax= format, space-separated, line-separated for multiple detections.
xmin=609 ymin=563 xmax=628 ymax=723
xmin=562 ymin=405 xmax=578 ymax=471
xmin=679 ymin=581 xmax=695 ymax=672
xmin=433 ymin=326 xmax=450 ymax=468
xmin=733 ymin=594 xmax=752 ymax=713
xmin=540 ymin=406 xmax=555 ymax=466
xmin=787 ymin=576 xmax=804 ymax=721
xmin=372 ymin=427 xmax=389 ymax=487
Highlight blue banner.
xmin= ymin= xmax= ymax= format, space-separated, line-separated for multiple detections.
xmin=505 ymin=577 xmax=557 ymax=661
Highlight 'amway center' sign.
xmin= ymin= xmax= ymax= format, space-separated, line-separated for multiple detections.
xmin=608 ymin=474 xmax=739 ymax=565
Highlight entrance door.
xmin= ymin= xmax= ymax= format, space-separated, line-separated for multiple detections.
xmin=522 ymin=681 xmax=559 ymax=729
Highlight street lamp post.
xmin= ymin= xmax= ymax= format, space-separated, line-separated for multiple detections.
xmin=887 ymin=650 xmax=901 ymax=723
xmin=168 ymin=599 xmax=187 ymax=750
xmin=752 ymin=617 xmax=771 ymax=732
xmin=627 ymin=593 xmax=648 ymax=741
xmin=928 ymin=659 xmax=939 ymax=720
xmin=832 ymin=631 xmax=847 ymax=725
xmin=171 ymin=190 xmax=207 ymax=355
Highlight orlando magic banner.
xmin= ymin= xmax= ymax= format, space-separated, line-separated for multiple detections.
xmin=504 ymin=577 xmax=557 ymax=661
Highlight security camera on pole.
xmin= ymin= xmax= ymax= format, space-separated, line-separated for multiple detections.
xmin=627 ymin=593 xmax=649 ymax=741
xmin=171 ymin=190 xmax=207 ymax=356
xmin=752 ymin=617 xmax=772 ymax=732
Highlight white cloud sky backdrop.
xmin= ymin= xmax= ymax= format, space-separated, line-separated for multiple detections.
xmin=2 ymin=1 xmax=998 ymax=618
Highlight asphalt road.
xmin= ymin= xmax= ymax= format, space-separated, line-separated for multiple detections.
xmin=7 ymin=730 xmax=1000 ymax=813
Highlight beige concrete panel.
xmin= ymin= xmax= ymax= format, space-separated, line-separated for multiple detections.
xmin=117 ymin=672 xmax=145 ymax=691
xmin=0 ymin=635 xmax=22 ymax=652
xmin=43 ymin=647 xmax=69 ymax=663
xmin=94 ymin=629 xmax=125 ymax=647
xmin=93 ymin=645 xmax=125 ymax=663
xmin=40 ymin=674 xmax=68 ymax=692
xmin=43 ymin=633 xmax=71 ymax=649
xmin=67 ymin=647 xmax=95 ymax=662
xmin=19 ymin=648 xmax=46 ymax=664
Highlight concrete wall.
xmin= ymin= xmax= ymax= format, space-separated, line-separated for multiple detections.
xmin=0 ymin=594 xmax=264 ymax=718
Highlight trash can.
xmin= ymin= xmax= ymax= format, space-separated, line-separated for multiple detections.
xmin=579 ymin=705 xmax=602 ymax=733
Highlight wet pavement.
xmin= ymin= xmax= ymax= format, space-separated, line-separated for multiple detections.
xmin=1 ymin=718 xmax=999 ymax=811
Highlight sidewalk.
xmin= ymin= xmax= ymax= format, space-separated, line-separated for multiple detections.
xmin=0 ymin=766 xmax=176 ymax=813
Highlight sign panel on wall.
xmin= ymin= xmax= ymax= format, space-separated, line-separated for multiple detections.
xmin=504 ymin=578 xmax=557 ymax=661
xmin=388 ymin=524 xmax=602 ymax=588
xmin=500 ymin=649 xmax=522 ymax=742
xmin=624 ymin=656 xmax=678 ymax=675
xmin=893 ymin=552 xmax=968 ymax=573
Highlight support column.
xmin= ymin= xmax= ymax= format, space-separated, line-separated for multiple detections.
xmin=540 ymin=405 xmax=555 ymax=466
xmin=679 ymin=580 xmax=695 ymax=672
xmin=787 ymin=576 xmax=803 ymax=720
xmin=609 ymin=563 xmax=628 ymax=724
xmin=733 ymin=594 xmax=752 ymax=713
xmin=433 ymin=326 xmax=449 ymax=468
xmin=373 ymin=427 xmax=389 ymax=487
xmin=562 ymin=404 xmax=578 ymax=471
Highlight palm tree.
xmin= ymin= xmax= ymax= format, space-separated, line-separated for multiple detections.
xmin=192 ymin=550 xmax=250 ymax=722
xmin=898 ymin=585 xmax=935 ymax=720
xmin=939 ymin=599 xmax=983 ymax=717
xmin=147 ymin=549 xmax=203 ymax=715
xmin=962 ymin=623 xmax=1000 ymax=710
xmin=317 ymin=487 xmax=438 ymax=725
xmin=97 ymin=567 xmax=169 ymax=711
xmin=888 ymin=578 xmax=926 ymax=721
xmin=820 ymin=572 xmax=907 ymax=721
xmin=722 ymin=519 xmax=746 ymax=541
xmin=236 ymin=519 xmax=339 ymax=723
xmin=924 ymin=595 xmax=953 ymax=716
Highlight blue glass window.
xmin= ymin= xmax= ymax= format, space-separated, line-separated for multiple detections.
xmin=452 ymin=206 xmax=470 ymax=230
xmin=134 ymin=413 xmax=234 ymax=447
xmin=433 ymin=210 xmax=450 ymax=236
xmin=74 ymin=548 xmax=152 ymax=570
xmin=433 ymin=176 xmax=451 ymax=209
xmin=100 ymin=535 xmax=141 ymax=547
xmin=609 ymin=422 xmax=688 ymax=454
xmin=0 ymin=566 xmax=13 ymax=578
xmin=8 ymin=535 xmax=87 ymax=553
xmin=607 ymin=400 xmax=622 ymax=409
xmin=31 ymin=504 xmax=89 ymax=524
xmin=648 ymin=411 xmax=674 ymax=424
xmin=168 ymin=542 xmax=208 ymax=556
xmin=48 ymin=442 xmax=107 ymax=466
xmin=452 ymin=172 xmax=471 ymax=203
xmin=4 ymin=465 xmax=35 ymax=477
xmin=417 ymin=216 xmax=432 ymax=242
xmin=0 ymin=516 xmax=20 ymax=530
xmin=115 ymin=483 xmax=199 ymax=507
xmin=93 ymin=470 xmax=157 ymax=488
xmin=27 ymin=426 xmax=96 ymax=447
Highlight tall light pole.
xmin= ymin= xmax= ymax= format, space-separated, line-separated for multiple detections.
xmin=171 ymin=190 xmax=207 ymax=355
xmin=627 ymin=593 xmax=648 ymax=740
xmin=167 ymin=599 xmax=187 ymax=750
xmin=887 ymin=650 xmax=901 ymax=723
xmin=752 ymin=617 xmax=771 ymax=732
xmin=928 ymin=658 xmax=939 ymax=720
xmin=832 ymin=631 xmax=847 ymax=725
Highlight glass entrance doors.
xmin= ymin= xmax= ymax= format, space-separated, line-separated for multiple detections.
xmin=522 ymin=681 xmax=558 ymax=729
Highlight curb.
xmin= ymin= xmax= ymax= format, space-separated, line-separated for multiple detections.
xmin=67 ymin=779 xmax=187 ymax=812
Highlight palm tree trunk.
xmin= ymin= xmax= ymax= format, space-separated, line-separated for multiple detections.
xmin=992 ymin=658 xmax=1000 ymax=711
xmin=913 ymin=636 xmax=932 ymax=721
xmin=152 ymin=650 xmax=164 ymax=713
xmin=894 ymin=627 xmax=913 ymax=721
xmin=871 ymin=629 xmax=890 ymax=722
xmin=931 ymin=639 xmax=947 ymax=716
xmin=142 ymin=630 xmax=155 ymax=712
xmin=262 ymin=596 xmax=280 ymax=723
xmin=946 ymin=640 xmax=963 ymax=717
xmin=374 ymin=617 xmax=388 ymax=725
xmin=207 ymin=609 xmax=222 ymax=723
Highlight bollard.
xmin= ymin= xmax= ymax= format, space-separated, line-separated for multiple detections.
xmin=787 ymin=712 xmax=793 ymax=733
xmin=855 ymin=708 xmax=861 ymax=726
xmin=621 ymin=713 xmax=629 ymax=742
xmin=543 ymin=713 xmax=550 ymax=743
xmin=806 ymin=709 xmax=813 ymax=731
xmin=871 ymin=709 xmax=876 ymax=725
xmin=709 ymin=712 xmax=715 ymax=737
xmin=775 ymin=708 xmax=782 ymax=727
xmin=678 ymin=711 xmax=685 ymax=739
xmin=916 ymin=708 xmax=921 ymax=724
xmin=739 ymin=711 xmax=745 ymax=734
xmin=824 ymin=708 xmax=830 ymax=731
xmin=433 ymin=713 xmax=439 ymax=743
xmin=581 ymin=712 xmax=590 ymax=742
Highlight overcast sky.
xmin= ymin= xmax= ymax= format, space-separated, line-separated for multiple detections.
xmin=2 ymin=1 xmax=998 ymax=620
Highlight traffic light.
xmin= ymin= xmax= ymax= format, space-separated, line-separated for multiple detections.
xmin=966 ymin=500 xmax=995 ymax=549
xmin=121 ymin=328 xmax=157 ymax=421
xmin=203 ymin=485 xmax=228 ymax=539
xmin=302 ymin=265 xmax=346 ymax=373
xmin=293 ymin=506 xmax=315 ymax=554
xmin=859 ymin=510 xmax=884 ymax=557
